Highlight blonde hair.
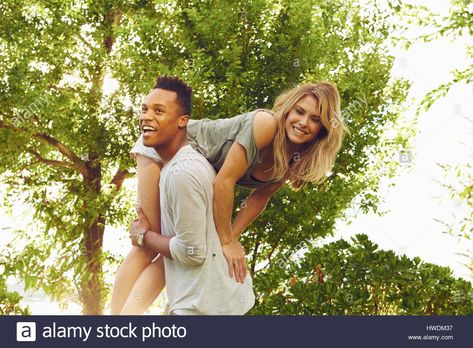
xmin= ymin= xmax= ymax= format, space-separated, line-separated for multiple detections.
xmin=271 ymin=81 xmax=348 ymax=189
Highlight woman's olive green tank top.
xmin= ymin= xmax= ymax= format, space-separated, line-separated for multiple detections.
xmin=130 ymin=109 xmax=277 ymax=189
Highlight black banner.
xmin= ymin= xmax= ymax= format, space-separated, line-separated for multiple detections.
xmin=2 ymin=315 xmax=471 ymax=348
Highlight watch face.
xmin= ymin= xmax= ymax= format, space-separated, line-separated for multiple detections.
xmin=137 ymin=232 xmax=144 ymax=247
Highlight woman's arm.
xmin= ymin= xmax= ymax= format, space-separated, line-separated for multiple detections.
xmin=213 ymin=110 xmax=277 ymax=244
xmin=213 ymin=111 xmax=278 ymax=283
xmin=231 ymin=180 xmax=283 ymax=239
xmin=213 ymin=144 xmax=248 ymax=241
xmin=213 ymin=142 xmax=250 ymax=283
xmin=230 ymin=111 xmax=280 ymax=238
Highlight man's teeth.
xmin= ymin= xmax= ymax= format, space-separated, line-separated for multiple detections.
xmin=292 ymin=126 xmax=307 ymax=136
xmin=142 ymin=126 xmax=157 ymax=131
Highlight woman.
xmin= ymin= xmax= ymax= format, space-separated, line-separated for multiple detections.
xmin=111 ymin=81 xmax=348 ymax=314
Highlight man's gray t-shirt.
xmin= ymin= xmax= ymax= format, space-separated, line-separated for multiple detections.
xmin=160 ymin=144 xmax=255 ymax=315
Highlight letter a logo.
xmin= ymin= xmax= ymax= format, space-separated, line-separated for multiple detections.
xmin=16 ymin=322 xmax=36 ymax=342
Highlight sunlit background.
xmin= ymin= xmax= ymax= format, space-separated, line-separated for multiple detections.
xmin=1 ymin=0 xmax=472 ymax=314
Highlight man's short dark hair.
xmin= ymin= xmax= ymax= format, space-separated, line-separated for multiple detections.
xmin=154 ymin=76 xmax=192 ymax=116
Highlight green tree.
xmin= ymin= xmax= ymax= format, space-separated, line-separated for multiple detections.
xmin=251 ymin=234 xmax=473 ymax=315
xmin=1 ymin=0 xmax=139 ymax=314
xmin=0 ymin=274 xmax=30 ymax=315
xmin=439 ymin=162 xmax=473 ymax=278
xmin=412 ymin=0 xmax=473 ymax=110
xmin=0 ymin=0 xmax=413 ymax=314
xmin=405 ymin=0 xmax=473 ymax=278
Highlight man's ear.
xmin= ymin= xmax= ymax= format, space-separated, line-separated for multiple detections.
xmin=178 ymin=115 xmax=189 ymax=128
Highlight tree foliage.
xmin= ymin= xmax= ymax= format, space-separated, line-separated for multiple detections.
xmin=403 ymin=0 xmax=473 ymax=278
xmin=403 ymin=0 xmax=473 ymax=111
xmin=0 ymin=0 xmax=438 ymax=314
xmin=0 ymin=274 xmax=30 ymax=315
xmin=251 ymin=234 xmax=473 ymax=315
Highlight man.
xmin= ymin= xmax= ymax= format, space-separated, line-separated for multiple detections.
xmin=129 ymin=76 xmax=255 ymax=315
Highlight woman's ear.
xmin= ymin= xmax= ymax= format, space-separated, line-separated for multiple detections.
xmin=178 ymin=115 xmax=189 ymax=128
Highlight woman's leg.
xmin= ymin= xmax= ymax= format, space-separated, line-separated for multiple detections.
xmin=119 ymin=255 xmax=165 ymax=314
xmin=111 ymin=246 xmax=157 ymax=314
xmin=110 ymin=155 xmax=163 ymax=314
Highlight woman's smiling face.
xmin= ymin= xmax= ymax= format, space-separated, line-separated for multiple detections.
xmin=285 ymin=94 xmax=324 ymax=145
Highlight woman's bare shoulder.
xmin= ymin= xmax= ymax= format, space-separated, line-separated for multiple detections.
xmin=253 ymin=110 xmax=278 ymax=150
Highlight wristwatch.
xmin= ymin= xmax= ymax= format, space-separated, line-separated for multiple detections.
xmin=136 ymin=230 xmax=148 ymax=247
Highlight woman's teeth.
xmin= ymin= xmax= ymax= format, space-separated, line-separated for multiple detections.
xmin=292 ymin=126 xmax=307 ymax=136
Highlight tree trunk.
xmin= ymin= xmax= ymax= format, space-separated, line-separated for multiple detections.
xmin=79 ymin=158 xmax=105 ymax=315
xmin=81 ymin=216 xmax=105 ymax=314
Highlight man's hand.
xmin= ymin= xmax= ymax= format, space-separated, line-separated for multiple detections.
xmin=222 ymin=240 xmax=247 ymax=284
xmin=129 ymin=207 xmax=151 ymax=246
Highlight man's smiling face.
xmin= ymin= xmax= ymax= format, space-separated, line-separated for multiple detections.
xmin=139 ymin=88 xmax=185 ymax=148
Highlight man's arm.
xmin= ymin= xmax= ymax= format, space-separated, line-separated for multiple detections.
xmin=134 ymin=179 xmax=283 ymax=257
xmin=130 ymin=207 xmax=172 ymax=258
xmin=143 ymin=230 xmax=172 ymax=258
xmin=166 ymin=169 xmax=209 ymax=266
xmin=131 ymin=169 xmax=208 ymax=265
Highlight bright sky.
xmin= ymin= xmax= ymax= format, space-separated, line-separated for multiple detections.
xmin=1 ymin=0 xmax=472 ymax=314
xmin=331 ymin=0 xmax=473 ymax=281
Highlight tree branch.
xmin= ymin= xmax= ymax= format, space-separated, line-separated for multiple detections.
xmin=266 ymin=233 xmax=284 ymax=265
xmin=48 ymin=84 xmax=78 ymax=93
xmin=32 ymin=133 xmax=82 ymax=165
xmin=1 ymin=119 xmax=89 ymax=177
xmin=26 ymin=149 xmax=79 ymax=172
xmin=78 ymin=34 xmax=94 ymax=51
xmin=13 ymin=161 xmax=41 ymax=176
xmin=250 ymin=238 xmax=260 ymax=277
xmin=103 ymin=11 xmax=122 ymax=53
xmin=110 ymin=167 xmax=131 ymax=191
